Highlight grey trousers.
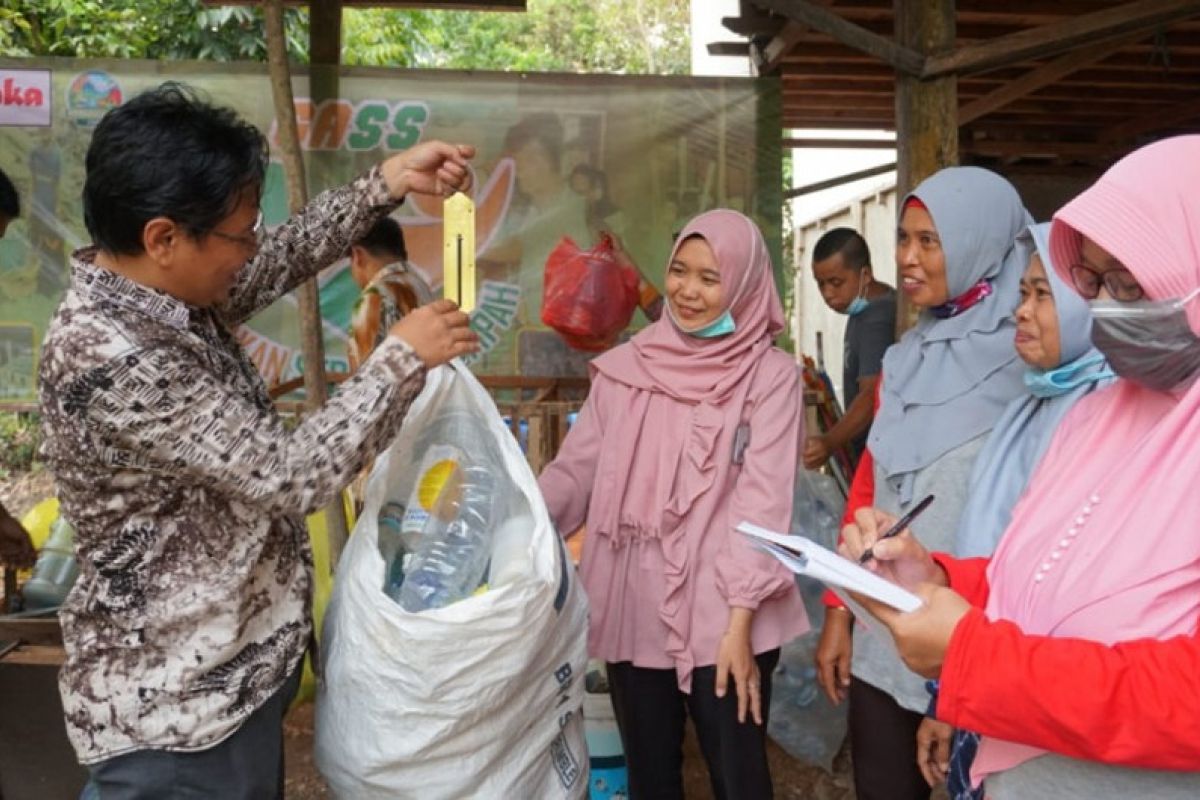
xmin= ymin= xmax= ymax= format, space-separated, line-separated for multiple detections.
xmin=82 ymin=666 xmax=302 ymax=800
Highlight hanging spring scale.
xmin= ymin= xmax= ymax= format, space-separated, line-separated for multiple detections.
xmin=442 ymin=191 xmax=476 ymax=313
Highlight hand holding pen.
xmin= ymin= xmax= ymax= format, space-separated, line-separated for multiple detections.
xmin=859 ymin=494 xmax=935 ymax=564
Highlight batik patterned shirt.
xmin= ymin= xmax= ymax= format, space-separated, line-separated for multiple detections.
xmin=38 ymin=168 xmax=426 ymax=764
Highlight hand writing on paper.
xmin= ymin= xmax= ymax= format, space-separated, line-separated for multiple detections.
xmin=838 ymin=506 xmax=945 ymax=591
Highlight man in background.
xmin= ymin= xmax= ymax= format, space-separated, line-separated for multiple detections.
xmin=803 ymin=227 xmax=895 ymax=470
xmin=347 ymin=215 xmax=436 ymax=372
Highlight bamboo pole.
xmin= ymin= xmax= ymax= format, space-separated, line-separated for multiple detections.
xmin=263 ymin=0 xmax=351 ymax=568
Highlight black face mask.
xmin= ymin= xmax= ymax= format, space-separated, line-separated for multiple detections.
xmin=1089 ymin=290 xmax=1200 ymax=392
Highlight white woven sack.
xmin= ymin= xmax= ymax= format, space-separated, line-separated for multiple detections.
xmin=316 ymin=363 xmax=589 ymax=799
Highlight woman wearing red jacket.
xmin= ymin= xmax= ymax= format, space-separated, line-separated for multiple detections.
xmin=842 ymin=135 xmax=1200 ymax=799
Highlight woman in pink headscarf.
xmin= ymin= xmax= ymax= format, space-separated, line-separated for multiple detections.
xmin=840 ymin=135 xmax=1200 ymax=798
xmin=538 ymin=209 xmax=807 ymax=799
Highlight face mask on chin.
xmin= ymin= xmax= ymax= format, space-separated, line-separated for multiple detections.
xmin=845 ymin=269 xmax=869 ymax=316
xmin=683 ymin=309 xmax=736 ymax=338
xmin=1089 ymin=287 xmax=1200 ymax=392
xmin=1023 ymin=352 xmax=1114 ymax=398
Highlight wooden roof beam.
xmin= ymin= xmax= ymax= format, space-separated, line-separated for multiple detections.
xmin=962 ymin=139 xmax=1129 ymax=159
xmin=957 ymin=33 xmax=1148 ymax=125
xmin=782 ymin=137 xmax=895 ymax=149
xmin=1100 ymin=95 xmax=1200 ymax=141
xmin=752 ymin=0 xmax=836 ymax=76
xmin=785 ymin=161 xmax=897 ymax=199
xmin=752 ymin=0 xmax=925 ymax=76
xmin=722 ymin=13 xmax=784 ymax=37
xmin=923 ymin=0 xmax=1200 ymax=79
xmin=707 ymin=42 xmax=751 ymax=57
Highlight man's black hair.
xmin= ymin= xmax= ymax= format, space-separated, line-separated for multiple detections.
xmin=0 ymin=168 xmax=18 ymax=220
xmin=355 ymin=215 xmax=407 ymax=261
xmin=503 ymin=112 xmax=564 ymax=170
xmin=812 ymin=227 xmax=871 ymax=271
xmin=83 ymin=82 xmax=268 ymax=255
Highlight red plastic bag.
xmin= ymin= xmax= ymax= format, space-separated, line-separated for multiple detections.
xmin=541 ymin=234 xmax=640 ymax=352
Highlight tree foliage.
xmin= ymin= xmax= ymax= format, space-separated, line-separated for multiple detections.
xmin=0 ymin=1 xmax=309 ymax=62
xmin=343 ymin=0 xmax=689 ymax=74
xmin=0 ymin=0 xmax=690 ymax=75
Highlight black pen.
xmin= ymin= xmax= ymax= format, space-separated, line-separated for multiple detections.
xmin=858 ymin=494 xmax=935 ymax=564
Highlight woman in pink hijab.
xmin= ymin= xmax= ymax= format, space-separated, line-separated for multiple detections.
xmin=840 ymin=135 xmax=1200 ymax=798
xmin=539 ymin=209 xmax=807 ymax=799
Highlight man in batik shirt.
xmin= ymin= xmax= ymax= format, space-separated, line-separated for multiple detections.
xmin=38 ymin=83 xmax=477 ymax=799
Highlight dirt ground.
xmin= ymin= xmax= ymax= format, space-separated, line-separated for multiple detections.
xmin=282 ymin=700 xmax=856 ymax=800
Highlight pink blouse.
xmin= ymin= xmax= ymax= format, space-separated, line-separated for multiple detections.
xmin=538 ymin=349 xmax=809 ymax=691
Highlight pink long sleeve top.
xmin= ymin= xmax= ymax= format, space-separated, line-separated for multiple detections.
xmin=538 ymin=349 xmax=809 ymax=691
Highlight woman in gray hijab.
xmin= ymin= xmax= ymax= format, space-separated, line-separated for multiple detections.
xmin=815 ymin=167 xmax=1032 ymax=800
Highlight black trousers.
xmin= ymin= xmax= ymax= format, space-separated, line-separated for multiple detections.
xmin=606 ymin=649 xmax=780 ymax=800
xmin=83 ymin=666 xmax=302 ymax=800
xmin=848 ymin=676 xmax=931 ymax=800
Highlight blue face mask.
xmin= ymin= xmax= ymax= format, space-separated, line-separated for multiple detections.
xmin=1023 ymin=351 xmax=1115 ymax=398
xmin=843 ymin=269 xmax=870 ymax=316
xmin=687 ymin=309 xmax=736 ymax=338
xmin=846 ymin=296 xmax=870 ymax=316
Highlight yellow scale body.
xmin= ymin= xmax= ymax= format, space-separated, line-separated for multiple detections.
xmin=442 ymin=192 xmax=476 ymax=313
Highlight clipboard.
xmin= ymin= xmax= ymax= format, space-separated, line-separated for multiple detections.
xmin=737 ymin=521 xmax=922 ymax=613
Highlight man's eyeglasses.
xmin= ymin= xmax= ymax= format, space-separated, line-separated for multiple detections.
xmin=1069 ymin=262 xmax=1143 ymax=302
xmin=211 ymin=210 xmax=265 ymax=250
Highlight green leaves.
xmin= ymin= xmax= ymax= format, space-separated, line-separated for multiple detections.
xmin=339 ymin=0 xmax=689 ymax=75
xmin=0 ymin=0 xmax=688 ymax=74
xmin=0 ymin=0 xmax=309 ymax=63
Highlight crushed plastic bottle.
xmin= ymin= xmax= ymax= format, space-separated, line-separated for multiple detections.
xmin=398 ymin=464 xmax=499 ymax=612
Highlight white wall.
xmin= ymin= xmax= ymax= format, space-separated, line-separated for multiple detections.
xmin=690 ymin=0 xmax=750 ymax=77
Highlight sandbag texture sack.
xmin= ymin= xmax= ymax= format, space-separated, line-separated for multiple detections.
xmin=316 ymin=363 xmax=590 ymax=799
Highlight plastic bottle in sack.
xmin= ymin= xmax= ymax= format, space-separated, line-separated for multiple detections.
xmin=23 ymin=516 xmax=80 ymax=609
xmin=378 ymin=411 xmax=489 ymax=592
xmin=378 ymin=501 xmax=409 ymax=598
xmin=397 ymin=463 xmax=499 ymax=612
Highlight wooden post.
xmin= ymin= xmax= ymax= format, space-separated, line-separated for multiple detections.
xmin=264 ymin=0 xmax=351 ymax=568
xmin=894 ymin=0 xmax=957 ymax=331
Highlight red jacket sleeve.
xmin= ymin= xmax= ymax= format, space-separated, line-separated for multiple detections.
xmin=937 ymin=608 xmax=1200 ymax=770
xmin=932 ymin=552 xmax=991 ymax=608
xmin=822 ymin=381 xmax=882 ymax=608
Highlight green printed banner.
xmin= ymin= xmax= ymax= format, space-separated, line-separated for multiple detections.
xmin=0 ymin=58 xmax=781 ymax=402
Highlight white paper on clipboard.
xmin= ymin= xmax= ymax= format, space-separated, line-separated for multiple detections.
xmin=737 ymin=522 xmax=922 ymax=613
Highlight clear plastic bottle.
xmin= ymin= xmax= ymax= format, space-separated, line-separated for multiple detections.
xmin=398 ymin=464 xmax=499 ymax=612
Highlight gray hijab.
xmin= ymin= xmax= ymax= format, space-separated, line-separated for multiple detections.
xmin=954 ymin=223 xmax=1115 ymax=556
xmin=869 ymin=167 xmax=1032 ymax=505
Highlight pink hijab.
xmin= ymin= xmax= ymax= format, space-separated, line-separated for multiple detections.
xmin=972 ymin=135 xmax=1200 ymax=783
xmin=591 ymin=208 xmax=785 ymax=404
xmin=587 ymin=209 xmax=789 ymax=688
